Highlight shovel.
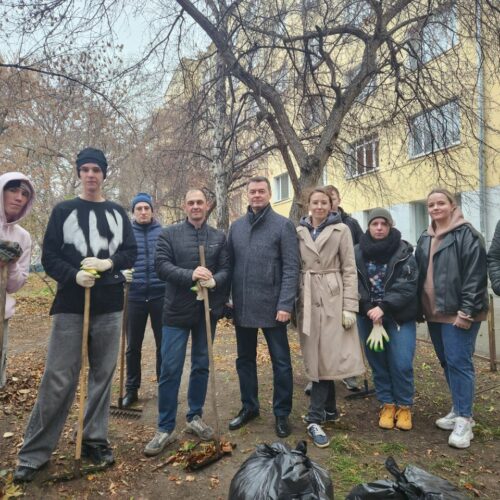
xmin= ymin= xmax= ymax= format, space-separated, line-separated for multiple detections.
xmin=44 ymin=287 xmax=109 ymax=483
xmin=110 ymin=282 xmax=142 ymax=419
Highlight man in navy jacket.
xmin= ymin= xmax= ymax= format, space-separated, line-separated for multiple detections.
xmin=122 ymin=193 xmax=165 ymax=407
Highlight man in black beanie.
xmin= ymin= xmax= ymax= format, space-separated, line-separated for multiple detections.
xmin=15 ymin=147 xmax=137 ymax=482
xmin=76 ymin=147 xmax=108 ymax=179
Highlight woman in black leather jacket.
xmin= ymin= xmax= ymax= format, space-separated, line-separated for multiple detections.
xmin=416 ymin=188 xmax=488 ymax=450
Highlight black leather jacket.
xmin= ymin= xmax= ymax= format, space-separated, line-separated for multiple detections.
xmin=487 ymin=220 xmax=500 ymax=296
xmin=416 ymin=224 xmax=488 ymax=318
xmin=355 ymin=240 xmax=418 ymax=324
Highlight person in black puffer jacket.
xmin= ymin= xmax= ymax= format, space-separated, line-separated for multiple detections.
xmin=487 ymin=220 xmax=500 ymax=295
xmin=144 ymin=189 xmax=230 ymax=458
xmin=122 ymin=193 xmax=165 ymax=408
xmin=355 ymin=208 xmax=418 ymax=432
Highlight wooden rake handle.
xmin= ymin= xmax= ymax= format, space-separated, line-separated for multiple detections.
xmin=198 ymin=246 xmax=221 ymax=450
xmin=0 ymin=265 xmax=8 ymax=371
xmin=75 ymin=287 xmax=91 ymax=464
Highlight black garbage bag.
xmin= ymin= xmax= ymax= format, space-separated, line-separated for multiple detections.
xmin=346 ymin=456 xmax=466 ymax=500
xmin=228 ymin=441 xmax=333 ymax=500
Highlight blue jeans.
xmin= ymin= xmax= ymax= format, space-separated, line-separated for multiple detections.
xmin=357 ymin=316 xmax=416 ymax=406
xmin=428 ymin=321 xmax=480 ymax=418
xmin=158 ymin=307 xmax=216 ymax=433
xmin=235 ymin=324 xmax=293 ymax=417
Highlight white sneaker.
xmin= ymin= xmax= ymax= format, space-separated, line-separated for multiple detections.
xmin=144 ymin=430 xmax=177 ymax=456
xmin=436 ymin=409 xmax=476 ymax=430
xmin=185 ymin=415 xmax=214 ymax=441
xmin=448 ymin=417 xmax=474 ymax=449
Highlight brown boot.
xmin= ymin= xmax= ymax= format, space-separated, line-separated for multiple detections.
xmin=395 ymin=406 xmax=412 ymax=431
xmin=379 ymin=403 xmax=396 ymax=429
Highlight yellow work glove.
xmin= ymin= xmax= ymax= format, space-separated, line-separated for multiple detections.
xmin=342 ymin=310 xmax=357 ymax=329
xmin=81 ymin=257 xmax=113 ymax=273
xmin=366 ymin=323 xmax=390 ymax=352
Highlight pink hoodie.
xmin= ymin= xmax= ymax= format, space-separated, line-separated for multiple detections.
xmin=0 ymin=172 xmax=35 ymax=319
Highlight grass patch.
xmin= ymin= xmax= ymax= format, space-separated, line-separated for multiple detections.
xmin=380 ymin=441 xmax=407 ymax=455
xmin=427 ymin=457 xmax=459 ymax=474
xmin=325 ymin=434 xmax=382 ymax=496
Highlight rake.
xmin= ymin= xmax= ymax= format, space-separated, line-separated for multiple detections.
xmin=110 ymin=282 xmax=142 ymax=419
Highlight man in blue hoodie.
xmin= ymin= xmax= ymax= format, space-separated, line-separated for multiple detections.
xmin=122 ymin=193 xmax=164 ymax=407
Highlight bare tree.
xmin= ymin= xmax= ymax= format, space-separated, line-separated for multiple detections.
xmin=171 ymin=0 xmax=500 ymax=221
xmin=2 ymin=0 xmax=499 ymax=225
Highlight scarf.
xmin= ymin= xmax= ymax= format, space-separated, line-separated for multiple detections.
xmin=359 ymin=227 xmax=401 ymax=264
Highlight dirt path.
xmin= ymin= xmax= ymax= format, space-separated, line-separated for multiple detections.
xmin=1 ymin=283 xmax=499 ymax=498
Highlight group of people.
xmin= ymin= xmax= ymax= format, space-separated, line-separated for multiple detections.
xmin=1 ymin=148 xmax=497 ymax=483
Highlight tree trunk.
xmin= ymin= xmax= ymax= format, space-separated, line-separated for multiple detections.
xmin=212 ymin=50 xmax=230 ymax=231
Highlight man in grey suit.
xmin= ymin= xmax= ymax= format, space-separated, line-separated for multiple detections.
xmin=228 ymin=176 xmax=299 ymax=438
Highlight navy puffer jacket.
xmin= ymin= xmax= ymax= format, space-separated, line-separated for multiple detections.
xmin=129 ymin=219 xmax=165 ymax=301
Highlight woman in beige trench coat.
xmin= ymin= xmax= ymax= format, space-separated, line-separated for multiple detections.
xmin=296 ymin=187 xmax=365 ymax=447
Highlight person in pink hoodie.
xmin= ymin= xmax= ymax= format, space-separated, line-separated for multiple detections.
xmin=0 ymin=172 xmax=35 ymax=388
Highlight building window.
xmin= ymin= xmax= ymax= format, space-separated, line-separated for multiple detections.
xmin=346 ymin=135 xmax=379 ymax=179
xmin=409 ymin=100 xmax=460 ymax=158
xmin=274 ymin=173 xmax=290 ymax=201
xmin=407 ymin=3 xmax=457 ymax=69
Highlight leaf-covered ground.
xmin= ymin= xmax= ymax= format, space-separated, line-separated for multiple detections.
xmin=1 ymin=275 xmax=499 ymax=498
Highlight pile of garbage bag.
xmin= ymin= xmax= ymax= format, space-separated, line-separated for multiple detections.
xmin=229 ymin=440 xmax=333 ymax=499
xmin=346 ymin=456 xmax=466 ymax=500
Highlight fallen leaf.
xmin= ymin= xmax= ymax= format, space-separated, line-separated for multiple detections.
xmin=185 ymin=475 xmax=195 ymax=482
xmin=463 ymin=483 xmax=481 ymax=497
xmin=3 ymin=432 xmax=14 ymax=438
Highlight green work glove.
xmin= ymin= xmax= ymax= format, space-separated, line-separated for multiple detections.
xmin=366 ymin=324 xmax=389 ymax=352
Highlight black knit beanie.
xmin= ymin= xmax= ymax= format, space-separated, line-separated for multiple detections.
xmin=76 ymin=148 xmax=108 ymax=179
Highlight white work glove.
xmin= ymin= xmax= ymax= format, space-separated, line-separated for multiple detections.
xmin=366 ymin=323 xmax=390 ymax=352
xmin=190 ymin=283 xmax=204 ymax=301
xmin=81 ymin=257 xmax=113 ymax=273
xmin=199 ymin=278 xmax=216 ymax=289
xmin=121 ymin=269 xmax=134 ymax=283
xmin=342 ymin=310 xmax=357 ymax=329
xmin=76 ymin=270 xmax=96 ymax=288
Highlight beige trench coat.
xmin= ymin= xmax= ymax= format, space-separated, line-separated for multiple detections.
xmin=296 ymin=223 xmax=365 ymax=381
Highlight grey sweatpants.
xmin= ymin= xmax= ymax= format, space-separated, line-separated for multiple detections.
xmin=18 ymin=312 xmax=121 ymax=468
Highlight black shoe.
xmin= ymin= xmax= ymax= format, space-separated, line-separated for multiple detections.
xmin=122 ymin=391 xmax=138 ymax=408
xmin=14 ymin=465 xmax=42 ymax=483
xmin=228 ymin=408 xmax=260 ymax=431
xmin=82 ymin=443 xmax=115 ymax=466
xmin=275 ymin=416 xmax=291 ymax=438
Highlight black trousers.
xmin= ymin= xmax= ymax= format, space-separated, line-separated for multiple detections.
xmin=307 ymin=381 xmax=337 ymax=423
xmin=125 ymin=297 xmax=163 ymax=392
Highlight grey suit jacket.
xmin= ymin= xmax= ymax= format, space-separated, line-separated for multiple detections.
xmin=228 ymin=206 xmax=299 ymax=328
